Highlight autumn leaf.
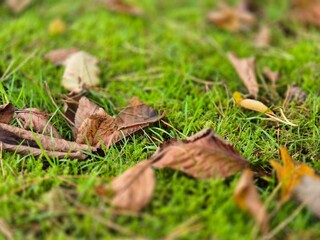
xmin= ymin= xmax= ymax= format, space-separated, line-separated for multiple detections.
xmin=290 ymin=0 xmax=320 ymax=28
xmin=99 ymin=160 xmax=155 ymax=212
xmin=16 ymin=108 xmax=61 ymax=138
xmin=100 ymin=0 xmax=144 ymax=16
xmin=0 ymin=103 xmax=15 ymax=124
xmin=254 ymin=26 xmax=271 ymax=48
xmin=49 ymin=18 xmax=67 ymax=36
xmin=207 ymin=3 xmax=256 ymax=32
xmin=75 ymin=97 xmax=164 ymax=147
xmin=0 ymin=123 xmax=96 ymax=160
xmin=151 ymin=128 xmax=249 ymax=179
xmin=6 ymin=0 xmax=31 ymax=13
xmin=263 ymin=67 xmax=280 ymax=87
xmin=44 ymin=48 xmax=79 ymax=65
xmin=234 ymin=170 xmax=269 ymax=234
xmin=270 ymin=147 xmax=315 ymax=202
xmin=294 ymin=175 xmax=320 ymax=218
xmin=285 ymin=85 xmax=307 ymax=105
xmin=62 ymin=51 xmax=100 ymax=92
xmin=228 ymin=53 xmax=258 ymax=98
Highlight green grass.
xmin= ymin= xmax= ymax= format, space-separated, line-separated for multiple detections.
xmin=1 ymin=0 xmax=320 ymax=239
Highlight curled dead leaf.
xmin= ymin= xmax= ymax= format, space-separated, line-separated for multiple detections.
xmin=294 ymin=175 xmax=320 ymax=218
xmin=100 ymin=0 xmax=144 ymax=16
xmin=254 ymin=26 xmax=271 ymax=48
xmin=62 ymin=51 xmax=100 ymax=92
xmin=207 ymin=3 xmax=256 ymax=32
xmin=228 ymin=53 xmax=258 ymax=98
xmin=151 ymin=128 xmax=249 ymax=179
xmin=234 ymin=170 xmax=269 ymax=234
xmin=16 ymin=108 xmax=61 ymax=138
xmin=263 ymin=67 xmax=280 ymax=86
xmin=270 ymin=147 xmax=315 ymax=202
xmin=0 ymin=103 xmax=15 ymax=124
xmin=285 ymin=85 xmax=307 ymax=105
xmin=44 ymin=48 xmax=79 ymax=65
xmin=109 ymin=160 xmax=155 ymax=212
xmin=6 ymin=0 xmax=31 ymax=13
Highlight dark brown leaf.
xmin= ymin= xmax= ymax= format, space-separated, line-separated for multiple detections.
xmin=16 ymin=108 xmax=61 ymax=138
xmin=234 ymin=170 xmax=269 ymax=234
xmin=151 ymin=128 xmax=249 ymax=179
xmin=228 ymin=53 xmax=258 ymax=98
xmin=285 ymin=85 xmax=307 ymax=105
xmin=100 ymin=0 xmax=143 ymax=16
xmin=44 ymin=48 xmax=78 ymax=65
xmin=0 ymin=103 xmax=15 ymax=124
xmin=109 ymin=160 xmax=155 ymax=211
xmin=294 ymin=175 xmax=320 ymax=218
xmin=0 ymin=123 xmax=96 ymax=160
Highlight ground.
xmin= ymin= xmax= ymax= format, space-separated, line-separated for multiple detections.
xmin=0 ymin=0 xmax=320 ymax=239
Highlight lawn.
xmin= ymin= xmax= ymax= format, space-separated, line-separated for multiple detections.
xmin=0 ymin=0 xmax=320 ymax=239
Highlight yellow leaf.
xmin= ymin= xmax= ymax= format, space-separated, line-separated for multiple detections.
xmin=270 ymin=146 xmax=315 ymax=202
xmin=49 ymin=18 xmax=66 ymax=36
xmin=233 ymin=92 xmax=273 ymax=114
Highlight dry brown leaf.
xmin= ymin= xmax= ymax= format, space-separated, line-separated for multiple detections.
xmin=0 ymin=103 xmax=15 ymax=124
xmin=207 ymin=3 xmax=256 ymax=32
xmin=294 ymin=175 xmax=320 ymax=218
xmin=100 ymin=0 xmax=144 ymax=16
xmin=228 ymin=53 xmax=258 ymax=98
xmin=263 ymin=67 xmax=280 ymax=86
xmin=62 ymin=51 xmax=100 ymax=92
xmin=270 ymin=147 xmax=315 ymax=202
xmin=49 ymin=18 xmax=66 ymax=36
xmin=285 ymin=85 xmax=307 ymax=105
xmin=254 ymin=26 xmax=271 ymax=48
xmin=234 ymin=170 xmax=269 ymax=234
xmin=44 ymin=48 xmax=79 ymax=65
xmin=109 ymin=160 xmax=155 ymax=211
xmin=16 ymin=108 xmax=61 ymax=138
xmin=290 ymin=0 xmax=320 ymax=28
xmin=6 ymin=0 xmax=31 ymax=13
xmin=0 ymin=123 xmax=96 ymax=160
xmin=75 ymin=97 xmax=164 ymax=147
xmin=151 ymin=128 xmax=249 ymax=179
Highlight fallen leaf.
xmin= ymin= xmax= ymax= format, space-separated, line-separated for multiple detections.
xmin=285 ymin=85 xmax=307 ymax=105
xmin=109 ymin=160 xmax=155 ymax=211
xmin=75 ymin=97 xmax=164 ymax=147
xmin=100 ymin=0 xmax=144 ymax=16
xmin=6 ymin=0 xmax=31 ymax=13
xmin=44 ymin=48 xmax=79 ymax=65
xmin=49 ymin=18 xmax=66 ymax=36
xmin=151 ymin=128 xmax=249 ymax=179
xmin=294 ymin=175 xmax=320 ymax=218
xmin=62 ymin=51 xmax=100 ymax=92
xmin=270 ymin=147 xmax=315 ymax=202
xmin=263 ymin=67 xmax=280 ymax=86
xmin=233 ymin=92 xmax=273 ymax=114
xmin=234 ymin=170 xmax=269 ymax=234
xmin=0 ymin=103 xmax=15 ymax=124
xmin=207 ymin=3 xmax=256 ymax=32
xmin=0 ymin=123 xmax=96 ymax=160
xmin=0 ymin=218 xmax=13 ymax=240
xmin=290 ymin=0 xmax=320 ymax=28
xmin=254 ymin=26 xmax=271 ymax=48
xmin=16 ymin=108 xmax=61 ymax=138
xmin=228 ymin=53 xmax=258 ymax=98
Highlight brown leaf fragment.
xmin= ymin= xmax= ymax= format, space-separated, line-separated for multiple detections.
xmin=207 ymin=3 xmax=256 ymax=32
xmin=294 ymin=175 xmax=320 ymax=218
xmin=254 ymin=26 xmax=271 ymax=48
xmin=0 ymin=218 xmax=13 ymax=240
xmin=62 ymin=51 xmax=100 ymax=92
xmin=151 ymin=128 xmax=249 ymax=179
xmin=285 ymin=85 xmax=307 ymax=105
xmin=75 ymin=97 xmax=164 ymax=147
xmin=263 ymin=67 xmax=280 ymax=86
xmin=6 ymin=0 xmax=31 ymax=13
xmin=228 ymin=53 xmax=258 ymax=98
xmin=0 ymin=103 xmax=15 ymax=124
xmin=110 ymin=160 xmax=155 ymax=212
xmin=100 ymin=0 xmax=144 ymax=16
xmin=234 ymin=170 xmax=269 ymax=234
xmin=16 ymin=108 xmax=61 ymax=138
xmin=0 ymin=123 xmax=96 ymax=160
xmin=290 ymin=0 xmax=320 ymax=28
xmin=44 ymin=48 xmax=78 ymax=65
